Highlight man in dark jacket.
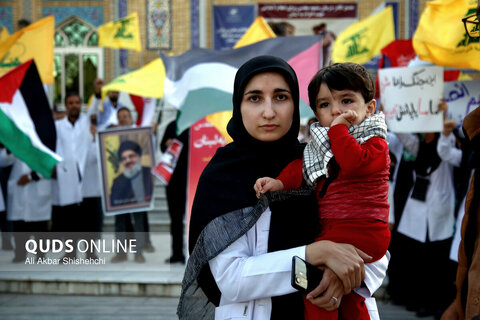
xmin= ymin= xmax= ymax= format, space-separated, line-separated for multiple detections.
xmin=160 ymin=120 xmax=189 ymax=264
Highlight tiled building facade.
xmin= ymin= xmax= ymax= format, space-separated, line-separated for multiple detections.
xmin=0 ymin=0 xmax=427 ymax=83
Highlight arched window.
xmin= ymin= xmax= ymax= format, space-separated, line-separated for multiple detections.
xmin=54 ymin=17 xmax=104 ymax=107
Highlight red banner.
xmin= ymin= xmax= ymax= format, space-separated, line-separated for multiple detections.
xmin=186 ymin=118 xmax=227 ymax=250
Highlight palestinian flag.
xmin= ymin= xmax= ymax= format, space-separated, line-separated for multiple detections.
xmin=0 ymin=59 xmax=60 ymax=178
xmin=160 ymin=35 xmax=323 ymax=133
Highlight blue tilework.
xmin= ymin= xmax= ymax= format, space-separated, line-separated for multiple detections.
xmin=0 ymin=7 xmax=13 ymax=33
xmin=42 ymin=6 xmax=104 ymax=27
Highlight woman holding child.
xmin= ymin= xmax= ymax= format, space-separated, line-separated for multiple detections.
xmin=178 ymin=56 xmax=388 ymax=320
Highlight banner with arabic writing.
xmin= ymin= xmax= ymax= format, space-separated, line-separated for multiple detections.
xmin=443 ymin=80 xmax=480 ymax=129
xmin=185 ymin=116 xmax=229 ymax=249
xmin=213 ymin=5 xmax=255 ymax=50
xmin=258 ymin=3 xmax=357 ymax=36
xmin=378 ymin=65 xmax=444 ymax=133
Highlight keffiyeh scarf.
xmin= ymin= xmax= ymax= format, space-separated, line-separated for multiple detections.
xmin=303 ymin=113 xmax=388 ymax=185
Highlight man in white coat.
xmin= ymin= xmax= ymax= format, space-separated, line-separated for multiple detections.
xmin=78 ymin=125 xmax=103 ymax=258
xmin=91 ymin=78 xmax=125 ymax=130
xmin=51 ymin=92 xmax=98 ymax=259
xmin=0 ymin=149 xmax=51 ymax=263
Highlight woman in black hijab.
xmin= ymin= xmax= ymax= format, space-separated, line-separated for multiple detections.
xmin=178 ymin=56 xmax=379 ymax=320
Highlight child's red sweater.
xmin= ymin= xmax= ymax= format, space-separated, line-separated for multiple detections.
xmin=278 ymin=124 xmax=390 ymax=223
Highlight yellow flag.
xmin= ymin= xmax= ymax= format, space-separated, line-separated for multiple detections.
xmin=332 ymin=6 xmax=395 ymax=64
xmin=0 ymin=16 xmax=54 ymax=84
xmin=0 ymin=27 xmax=9 ymax=43
xmin=206 ymin=110 xmax=233 ymax=143
xmin=101 ymin=58 xmax=165 ymax=98
xmin=98 ymin=12 xmax=141 ymax=51
xmin=413 ymin=0 xmax=480 ymax=70
xmin=233 ymin=17 xmax=276 ymax=49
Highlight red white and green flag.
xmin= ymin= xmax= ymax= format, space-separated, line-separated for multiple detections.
xmin=160 ymin=35 xmax=323 ymax=133
xmin=0 ymin=59 xmax=61 ymax=178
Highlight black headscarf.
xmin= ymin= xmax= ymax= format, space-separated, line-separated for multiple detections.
xmin=186 ymin=56 xmax=318 ymax=318
xmin=189 ymin=55 xmax=303 ymax=251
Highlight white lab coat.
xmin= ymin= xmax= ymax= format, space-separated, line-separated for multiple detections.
xmin=387 ymin=132 xmax=404 ymax=225
xmin=51 ymin=101 xmax=99 ymax=206
xmin=0 ymin=149 xmax=9 ymax=212
xmin=81 ymin=140 xmax=101 ymax=198
xmin=449 ymin=171 xmax=473 ymax=262
xmin=210 ymin=207 xmax=389 ymax=320
xmin=0 ymin=185 xmax=4 ymax=212
xmin=450 ymin=195 xmax=466 ymax=262
xmin=0 ymin=150 xmax=51 ymax=222
xmin=398 ymin=133 xmax=462 ymax=243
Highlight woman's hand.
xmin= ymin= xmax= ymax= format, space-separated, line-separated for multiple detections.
xmin=305 ymin=240 xmax=371 ymax=294
xmin=306 ymin=267 xmax=343 ymax=311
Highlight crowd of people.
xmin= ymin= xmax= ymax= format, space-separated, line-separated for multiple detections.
xmin=0 ymin=18 xmax=478 ymax=320
xmin=0 ymin=78 xmax=187 ymax=265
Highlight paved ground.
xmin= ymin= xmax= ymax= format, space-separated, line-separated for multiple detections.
xmin=0 ymin=293 xmax=435 ymax=320
xmin=0 ymin=231 xmax=436 ymax=319
xmin=0 ymin=232 xmax=184 ymax=297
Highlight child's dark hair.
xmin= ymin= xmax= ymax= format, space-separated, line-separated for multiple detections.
xmin=307 ymin=62 xmax=375 ymax=112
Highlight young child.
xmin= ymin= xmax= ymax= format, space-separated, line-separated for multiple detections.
xmin=254 ymin=62 xmax=391 ymax=320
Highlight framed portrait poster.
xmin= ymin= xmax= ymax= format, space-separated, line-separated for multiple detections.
xmin=146 ymin=0 xmax=172 ymax=49
xmin=97 ymin=126 xmax=155 ymax=216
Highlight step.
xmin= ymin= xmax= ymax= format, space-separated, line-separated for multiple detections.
xmin=0 ymin=231 xmax=390 ymax=298
xmin=0 ymin=233 xmax=185 ymax=297
xmin=0 ymin=272 xmax=182 ymax=297
xmin=102 ymin=214 xmax=171 ymax=233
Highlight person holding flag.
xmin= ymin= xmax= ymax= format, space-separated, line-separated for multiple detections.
xmin=51 ymin=92 xmax=100 ymax=260
xmin=0 ymin=60 xmax=59 ymax=263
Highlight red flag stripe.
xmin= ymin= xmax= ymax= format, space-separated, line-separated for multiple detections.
xmin=0 ymin=59 xmax=33 ymax=103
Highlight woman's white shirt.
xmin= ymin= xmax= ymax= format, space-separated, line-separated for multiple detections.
xmin=387 ymin=132 xmax=405 ymax=225
xmin=209 ymin=206 xmax=388 ymax=320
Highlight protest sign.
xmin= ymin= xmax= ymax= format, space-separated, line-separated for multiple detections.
xmin=185 ymin=117 xmax=228 ymax=251
xmin=379 ymin=65 xmax=444 ymax=133
xmin=443 ymin=80 xmax=480 ymax=128
xmin=152 ymin=139 xmax=183 ymax=184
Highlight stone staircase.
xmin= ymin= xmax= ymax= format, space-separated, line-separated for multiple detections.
xmin=0 ymin=181 xmax=185 ymax=297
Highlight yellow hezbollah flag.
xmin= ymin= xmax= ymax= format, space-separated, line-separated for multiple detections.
xmin=413 ymin=0 xmax=480 ymax=70
xmin=234 ymin=17 xmax=276 ymax=49
xmin=0 ymin=27 xmax=9 ymax=43
xmin=0 ymin=16 xmax=54 ymax=84
xmin=332 ymin=6 xmax=395 ymax=64
xmin=98 ymin=12 xmax=141 ymax=51
xmin=101 ymin=58 xmax=165 ymax=98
